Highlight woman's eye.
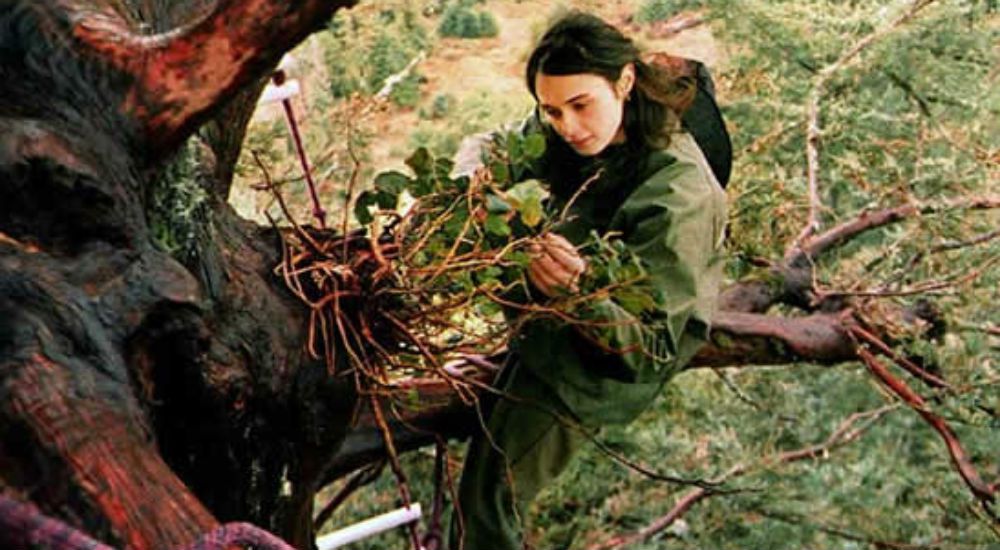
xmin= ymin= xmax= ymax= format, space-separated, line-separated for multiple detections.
xmin=572 ymin=102 xmax=588 ymax=112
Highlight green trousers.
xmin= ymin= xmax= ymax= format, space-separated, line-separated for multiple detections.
xmin=448 ymin=334 xmax=705 ymax=550
xmin=449 ymin=359 xmax=586 ymax=550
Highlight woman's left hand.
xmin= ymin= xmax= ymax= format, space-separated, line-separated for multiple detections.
xmin=527 ymin=233 xmax=587 ymax=297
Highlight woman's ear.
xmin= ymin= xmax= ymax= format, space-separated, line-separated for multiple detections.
xmin=617 ymin=63 xmax=636 ymax=98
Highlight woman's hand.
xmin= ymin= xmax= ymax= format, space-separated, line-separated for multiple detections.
xmin=527 ymin=233 xmax=587 ymax=297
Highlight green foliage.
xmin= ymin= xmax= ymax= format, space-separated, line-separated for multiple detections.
xmin=235 ymin=0 xmax=1000 ymax=546
xmin=636 ymin=0 xmax=706 ymax=23
xmin=324 ymin=7 xmax=430 ymax=98
xmin=408 ymin=121 xmax=461 ymax=158
xmin=438 ymin=6 xmax=500 ymax=38
xmin=388 ymin=73 xmax=424 ymax=108
xmin=149 ymin=139 xmax=210 ymax=261
xmin=428 ymin=93 xmax=455 ymax=119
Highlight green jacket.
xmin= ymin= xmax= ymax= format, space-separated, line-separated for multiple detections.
xmin=511 ymin=131 xmax=727 ymax=426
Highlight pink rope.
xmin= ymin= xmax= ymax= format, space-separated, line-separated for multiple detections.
xmin=0 ymin=494 xmax=296 ymax=550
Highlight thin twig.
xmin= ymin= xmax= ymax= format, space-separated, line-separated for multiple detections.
xmin=556 ymin=168 xmax=604 ymax=226
xmin=313 ymin=460 xmax=386 ymax=533
xmin=789 ymin=0 xmax=941 ymax=255
xmin=820 ymin=254 xmax=998 ymax=299
xmin=850 ymin=325 xmax=952 ymax=390
xmin=341 ymin=108 xmax=363 ymax=261
xmin=933 ymin=227 xmax=1000 ymax=253
xmin=787 ymin=196 xmax=1000 ymax=266
xmin=588 ymin=405 xmax=897 ymax=549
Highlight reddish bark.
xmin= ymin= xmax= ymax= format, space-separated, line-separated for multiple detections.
xmin=1 ymin=0 xmax=979 ymax=547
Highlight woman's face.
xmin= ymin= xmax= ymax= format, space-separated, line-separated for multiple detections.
xmin=535 ymin=68 xmax=633 ymax=157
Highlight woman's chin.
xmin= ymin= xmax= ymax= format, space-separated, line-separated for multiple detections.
xmin=569 ymin=138 xmax=602 ymax=156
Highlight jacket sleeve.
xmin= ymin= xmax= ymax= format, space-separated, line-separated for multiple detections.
xmin=574 ymin=146 xmax=727 ymax=381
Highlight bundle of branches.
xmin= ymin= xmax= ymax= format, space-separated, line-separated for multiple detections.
xmin=270 ymin=128 xmax=664 ymax=398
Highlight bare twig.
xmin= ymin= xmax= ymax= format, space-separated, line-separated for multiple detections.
xmin=340 ymin=102 xmax=364 ymax=260
xmin=789 ymin=0 xmax=941 ymax=256
xmin=820 ymin=254 xmax=999 ymax=299
xmin=556 ymin=169 xmax=604 ymax=226
xmin=313 ymin=460 xmax=386 ymax=533
xmin=787 ymin=196 xmax=1000 ymax=266
xmin=933 ymin=227 xmax=1000 ymax=253
xmin=850 ymin=325 xmax=952 ymax=390
xmin=588 ymin=406 xmax=896 ymax=549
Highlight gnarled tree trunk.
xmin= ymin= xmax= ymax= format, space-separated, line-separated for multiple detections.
xmin=0 ymin=1 xmax=358 ymax=547
xmin=0 ymin=1 xmax=971 ymax=549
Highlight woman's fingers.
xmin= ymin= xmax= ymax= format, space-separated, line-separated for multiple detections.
xmin=527 ymin=262 xmax=558 ymax=296
xmin=538 ymin=233 xmax=586 ymax=277
xmin=545 ymin=241 xmax=586 ymax=276
xmin=529 ymin=245 xmax=580 ymax=296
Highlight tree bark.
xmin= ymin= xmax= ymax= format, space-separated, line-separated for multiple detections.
xmin=0 ymin=1 xmax=950 ymax=548
xmin=1 ymin=1 xmax=357 ymax=547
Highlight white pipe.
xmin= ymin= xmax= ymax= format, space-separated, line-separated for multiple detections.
xmin=258 ymin=79 xmax=301 ymax=105
xmin=315 ymin=503 xmax=423 ymax=550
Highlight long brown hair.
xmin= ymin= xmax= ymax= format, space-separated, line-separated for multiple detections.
xmin=525 ymin=11 xmax=695 ymax=151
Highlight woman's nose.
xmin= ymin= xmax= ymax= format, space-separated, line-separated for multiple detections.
xmin=556 ymin=114 xmax=582 ymax=140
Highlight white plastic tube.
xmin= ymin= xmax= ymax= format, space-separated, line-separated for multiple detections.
xmin=258 ymin=79 xmax=301 ymax=105
xmin=315 ymin=503 xmax=423 ymax=550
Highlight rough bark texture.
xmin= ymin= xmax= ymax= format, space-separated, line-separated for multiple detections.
xmin=0 ymin=1 xmax=935 ymax=548
xmin=0 ymin=1 xmax=357 ymax=547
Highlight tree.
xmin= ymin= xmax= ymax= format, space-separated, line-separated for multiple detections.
xmin=0 ymin=1 xmax=995 ymax=549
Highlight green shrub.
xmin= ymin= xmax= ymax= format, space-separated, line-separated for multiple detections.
xmin=367 ymin=33 xmax=411 ymax=92
xmin=438 ymin=6 xmax=499 ymax=38
xmin=389 ymin=74 xmax=423 ymax=108
xmin=636 ymin=0 xmax=704 ymax=23
xmin=478 ymin=11 xmax=499 ymax=37
xmin=430 ymin=93 xmax=456 ymax=119
xmin=325 ymin=8 xmax=429 ymax=98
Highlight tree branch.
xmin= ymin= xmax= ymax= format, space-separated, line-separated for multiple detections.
xmin=853 ymin=342 xmax=995 ymax=506
xmin=587 ymin=406 xmax=896 ymax=549
xmin=325 ymin=310 xmax=869 ymax=480
xmin=789 ymin=0 xmax=940 ymax=254
xmin=787 ymin=196 xmax=1000 ymax=267
xmin=688 ymin=311 xmax=858 ymax=368
xmin=50 ymin=0 xmax=358 ymax=160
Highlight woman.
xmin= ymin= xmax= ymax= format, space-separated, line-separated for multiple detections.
xmin=450 ymin=11 xmax=727 ymax=550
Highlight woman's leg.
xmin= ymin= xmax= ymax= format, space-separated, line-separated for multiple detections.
xmin=449 ymin=360 xmax=585 ymax=550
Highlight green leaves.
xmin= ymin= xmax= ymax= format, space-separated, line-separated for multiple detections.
xmin=504 ymin=179 xmax=548 ymax=227
xmin=354 ymin=171 xmax=409 ymax=224
xmin=405 ymin=147 xmax=433 ymax=177
xmin=484 ymin=213 xmax=511 ymax=237
xmin=522 ymin=132 xmax=546 ymax=159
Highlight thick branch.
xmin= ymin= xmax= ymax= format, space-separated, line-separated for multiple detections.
xmin=57 ymin=0 xmax=357 ymax=160
xmin=688 ymin=311 xmax=858 ymax=368
xmin=327 ymin=311 xmax=864 ymax=476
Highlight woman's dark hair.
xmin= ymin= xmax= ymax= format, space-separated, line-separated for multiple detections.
xmin=525 ymin=11 xmax=694 ymax=152
xmin=522 ymin=11 xmax=696 ymax=209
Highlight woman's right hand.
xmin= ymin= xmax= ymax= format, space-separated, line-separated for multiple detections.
xmin=527 ymin=233 xmax=587 ymax=297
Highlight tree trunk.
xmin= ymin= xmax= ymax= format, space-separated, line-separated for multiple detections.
xmin=1 ymin=1 xmax=358 ymax=547
xmin=0 ymin=1 xmax=956 ymax=548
